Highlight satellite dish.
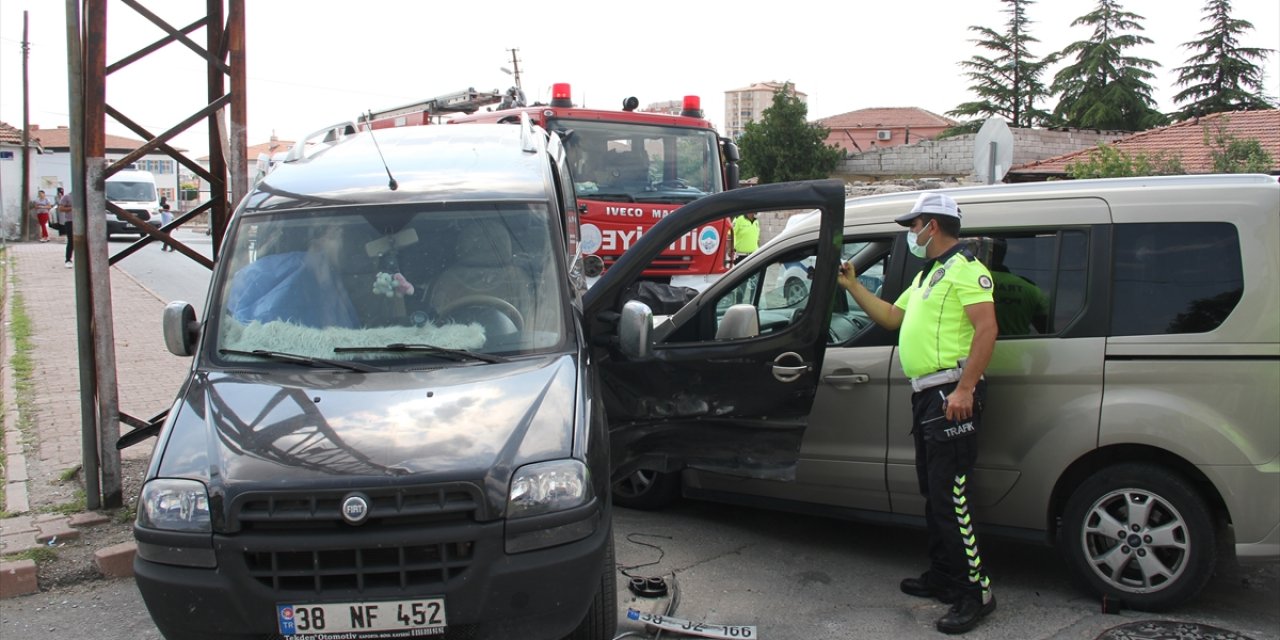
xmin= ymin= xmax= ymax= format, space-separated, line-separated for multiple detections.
xmin=974 ymin=117 xmax=1014 ymax=184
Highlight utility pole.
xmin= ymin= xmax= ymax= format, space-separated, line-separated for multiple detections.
xmin=506 ymin=47 xmax=523 ymax=93
xmin=21 ymin=11 xmax=31 ymax=242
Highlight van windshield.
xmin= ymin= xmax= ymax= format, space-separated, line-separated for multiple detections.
xmin=211 ymin=202 xmax=568 ymax=364
xmin=106 ymin=181 xmax=156 ymax=202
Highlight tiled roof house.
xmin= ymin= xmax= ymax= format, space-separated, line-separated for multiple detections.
xmin=1007 ymin=110 xmax=1280 ymax=180
xmin=817 ymin=107 xmax=955 ymax=154
xmin=0 ymin=121 xmax=27 ymax=146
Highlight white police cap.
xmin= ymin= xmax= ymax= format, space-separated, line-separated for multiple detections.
xmin=895 ymin=192 xmax=962 ymax=226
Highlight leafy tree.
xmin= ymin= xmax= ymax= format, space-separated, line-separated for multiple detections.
xmin=1050 ymin=0 xmax=1167 ymax=131
xmin=1171 ymin=0 xmax=1276 ymax=120
xmin=946 ymin=0 xmax=1055 ymax=132
xmin=737 ymin=84 xmax=843 ymax=183
xmin=1065 ymin=143 xmax=1184 ymax=178
xmin=1204 ymin=119 xmax=1274 ymax=173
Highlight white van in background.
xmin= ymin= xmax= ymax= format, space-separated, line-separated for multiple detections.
xmin=105 ymin=169 xmax=161 ymax=237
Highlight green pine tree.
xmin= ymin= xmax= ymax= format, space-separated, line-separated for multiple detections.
xmin=946 ymin=0 xmax=1054 ymax=133
xmin=1050 ymin=0 xmax=1168 ymax=131
xmin=1171 ymin=0 xmax=1276 ymax=120
xmin=737 ymin=84 xmax=844 ymax=184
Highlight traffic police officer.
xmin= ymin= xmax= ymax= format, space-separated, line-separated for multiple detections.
xmin=732 ymin=211 xmax=760 ymax=264
xmin=837 ymin=191 xmax=998 ymax=634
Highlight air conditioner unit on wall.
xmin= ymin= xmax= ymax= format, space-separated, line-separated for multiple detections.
xmin=876 ymin=130 xmax=892 ymax=141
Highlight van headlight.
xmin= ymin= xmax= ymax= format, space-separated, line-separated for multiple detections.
xmin=137 ymin=479 xmax=212 ymax=532
xmin=507 ymin=460 xmax=591 ymax=518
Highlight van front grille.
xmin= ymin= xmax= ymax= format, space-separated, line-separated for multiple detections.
xmin=244 ymin=540 xmax=474 ymax=592
xmin=232 ymin=484 xmax=484 ymax=532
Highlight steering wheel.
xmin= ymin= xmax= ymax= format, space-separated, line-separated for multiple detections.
xmin=438 ymin=295 xmax=525 ymax=331
xmin=657 ymin=178 xmax=691 ymax=189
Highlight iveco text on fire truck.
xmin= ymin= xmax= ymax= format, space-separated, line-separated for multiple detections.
xmin=450 ymin=83 xmax=741 ymax=291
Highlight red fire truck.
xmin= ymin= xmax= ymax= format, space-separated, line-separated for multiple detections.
xmin=449 ymin=83 xmax=741 ymax=291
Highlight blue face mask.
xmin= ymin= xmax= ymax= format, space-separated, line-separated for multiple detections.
xmin=907 ymin=223 xmax=933 ymax=258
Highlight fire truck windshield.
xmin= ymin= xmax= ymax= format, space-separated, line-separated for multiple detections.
xmin=556 ymin=119 xmax=723 ymax=205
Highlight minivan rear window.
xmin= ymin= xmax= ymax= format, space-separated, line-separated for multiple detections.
xmin=1111 ymin=222 xmax=1243 ymax=336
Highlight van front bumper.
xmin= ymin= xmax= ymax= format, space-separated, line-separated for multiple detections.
xmin=135 ymin=505 xmax=608 ymax=640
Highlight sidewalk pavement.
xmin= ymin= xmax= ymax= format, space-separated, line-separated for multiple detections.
xmin=2 ymin=239 xmax=194 ymax=597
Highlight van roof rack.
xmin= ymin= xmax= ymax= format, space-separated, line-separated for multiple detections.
xmin=285 ymin=121 xmax=358 ymax=163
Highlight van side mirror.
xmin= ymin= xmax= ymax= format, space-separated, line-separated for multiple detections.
xmin=715 ymin=304 xmax=760 ymax=340
xmin=617 ymin=300 xmax=653 ymax=359
xmin=163 ymin=301 xmax=201 ymax=356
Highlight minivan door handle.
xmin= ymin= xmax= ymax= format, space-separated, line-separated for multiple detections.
xmin=823 ymin=370 xmax=870 ymax=386
xmin=771 ymin=352 xmax=813 ymax=383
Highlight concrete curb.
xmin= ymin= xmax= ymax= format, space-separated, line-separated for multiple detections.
xmin=0 ymin=558 xmax=38 ymax=597
xmin=2 ymin=252 xmax=32 ymax=520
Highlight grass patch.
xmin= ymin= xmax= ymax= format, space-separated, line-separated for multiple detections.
xmin=3 ymin=546 xmax=57 ymax=564
xmin=113 ymin=504 xmax=137 ymax=525
xmin=37 ymin=488 xmax=87 ymax=516
xmin=58 ymin=465 xmax=82 ymax=482
xmin=0 ymin=249 xmax=8 ymax=514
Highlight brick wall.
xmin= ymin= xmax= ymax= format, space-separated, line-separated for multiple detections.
xmin=834 ymin=128 xmax=1127 ymax=181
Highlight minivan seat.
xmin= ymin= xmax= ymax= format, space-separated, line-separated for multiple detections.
xmin=430 ymin=222 xmax=533 ymax=321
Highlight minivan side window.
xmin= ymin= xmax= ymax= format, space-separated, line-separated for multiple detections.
xmin=964 ymin=230 xmax=1089 ymax=337
xmin=1110 ymin=222 xmax=1243 ymax=336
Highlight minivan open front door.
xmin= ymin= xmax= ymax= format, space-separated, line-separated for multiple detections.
xmin=585 ymin=180 xmax=845 ymax=481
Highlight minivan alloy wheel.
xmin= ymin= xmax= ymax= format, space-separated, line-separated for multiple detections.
xmin=1061 ymin=463 xmax=1215 ymax=611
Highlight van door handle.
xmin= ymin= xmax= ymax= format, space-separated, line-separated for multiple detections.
xmin=824 ymin=372 xmax=870 ymax=385
xmin=771 ymin=352 xmax=812 ymax=383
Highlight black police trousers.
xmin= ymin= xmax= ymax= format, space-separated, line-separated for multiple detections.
xmin=911 ymin=378 xmax=992 ymax=604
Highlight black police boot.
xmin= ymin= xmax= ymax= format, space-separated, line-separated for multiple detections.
xmin=899 ymin=574 xmax=958 ymax=603
xmin=935 ymin=593 xmax=996 ymax=635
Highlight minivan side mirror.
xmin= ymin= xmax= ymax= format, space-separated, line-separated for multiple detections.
xmin=715 ymin=304 xmax=760 ymax=340
xmin=163 ymin=301 xmax=200 ymax=356
xmin=618 ymin=300 xmax=653 ymax=359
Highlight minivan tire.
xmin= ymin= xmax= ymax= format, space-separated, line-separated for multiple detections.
xmin=612 ymin=469 xmax=680 ymax=510
xmin=1060 ymin=463 xmax=1216 ymax=611
xmin=563 ymin=527 xmax=617 ymax=640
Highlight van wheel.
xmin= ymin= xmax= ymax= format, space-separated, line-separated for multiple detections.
xmin=563 ymin=527 xmax=617 ymax=640
xmin=1060 ymin=463 xmax=1216 ymax=611
xmin=612 ymin=469 xmax=680 ymax=510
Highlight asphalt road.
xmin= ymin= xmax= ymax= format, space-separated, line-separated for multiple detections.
xmin=3 ymin=498 xmax=1277 ymax=640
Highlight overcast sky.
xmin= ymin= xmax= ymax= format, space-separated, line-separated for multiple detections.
xmin=2 ymin=0 xmax=1277 ymax=160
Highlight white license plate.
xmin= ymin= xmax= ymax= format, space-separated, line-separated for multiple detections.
xmin=277 ymin=598 xmax=446 ymax=638
xmin=627 ymin=608 xmax=757 ymax=639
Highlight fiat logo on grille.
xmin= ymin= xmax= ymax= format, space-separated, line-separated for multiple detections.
xmin=341 ymin=494 xmax=371 ymax=526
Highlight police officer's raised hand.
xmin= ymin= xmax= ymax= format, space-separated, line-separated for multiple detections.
xmin=837 ymin=260 xmax=857 ymax=290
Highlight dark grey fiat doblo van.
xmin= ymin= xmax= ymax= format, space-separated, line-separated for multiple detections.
xmin=133 ymin=118 xmax=846 ymax=639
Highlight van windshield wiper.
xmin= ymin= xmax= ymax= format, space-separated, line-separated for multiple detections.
xmin=218 ymin=348 xmax=384 ymax=373
xmin=333 ymin=343 xmax=510 ymax=364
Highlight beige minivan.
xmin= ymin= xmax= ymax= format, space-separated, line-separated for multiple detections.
xmin=611 ymin=173 xmax=1280 ymax=611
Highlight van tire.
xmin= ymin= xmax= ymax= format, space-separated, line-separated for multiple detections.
xmin=612 ymin=469 xmax=680 ymax=510
xmin=1060 ymin=463 xmax=1216 ymax=611
xmin=563 ymin=527 xmax=617 ymax=640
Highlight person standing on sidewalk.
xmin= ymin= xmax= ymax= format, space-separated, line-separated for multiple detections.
xmin=32 ymin=190 xmax=54 ymax=242
xmin=837 ymin=191 xmax=998 ymax=634
xmin=159 ymin=203 xmax=175 ymax=251
xmin=57 ymin=189 xmax=74 ymax=267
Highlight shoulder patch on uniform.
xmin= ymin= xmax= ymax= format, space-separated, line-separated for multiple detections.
xmin=978 ymin=275 xmax=993 ymax=290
